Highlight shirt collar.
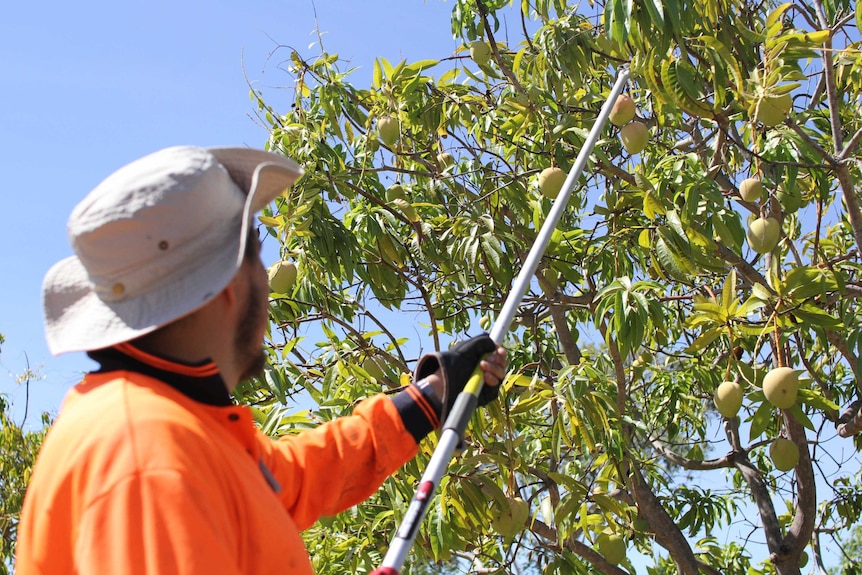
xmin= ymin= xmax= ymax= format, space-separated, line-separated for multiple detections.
xmin=87 ymin=342 xmax=233 ymax=406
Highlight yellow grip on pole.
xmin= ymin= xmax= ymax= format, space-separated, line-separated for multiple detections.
xmin=463 ymin=366 xmax=485 ymax=396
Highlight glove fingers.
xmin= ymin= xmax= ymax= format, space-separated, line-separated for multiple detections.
xmin=478 ymin=382 xmax=500 ymax=406
xmin=452 ymin=333 xmax=497 ymax=358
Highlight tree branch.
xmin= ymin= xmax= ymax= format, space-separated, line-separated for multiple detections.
xmin=811 ymin=0 xmax=843 ymax=152
xmin=728 ymin=439 xmax=783 ymax=552
xmin=776 ymin=412 xmax=817 ymax=570
xmin=836 ymin=399 xmax=862 ymax=438
xmin=628 ymin=468 xmax=702 ymax=575
xmin=650 ymin=439 xmax=735 ymax=471
xmin=837 ymin=126 xmax=862 ymax=161
xmin=528 ymin=519 xmax=632 ymax=575
xmin=475 ymin=0 xmax=528 ymax=95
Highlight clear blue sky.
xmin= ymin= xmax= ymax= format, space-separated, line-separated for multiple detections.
xmin=0 ymin=0 xmax=464 ymax=424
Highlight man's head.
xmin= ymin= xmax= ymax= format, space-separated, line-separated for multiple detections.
xmin=42 ymin=146 xmax=302 ymax=356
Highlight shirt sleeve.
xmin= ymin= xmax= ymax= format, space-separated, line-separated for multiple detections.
xmin=261 ymin=390 xmax=439 ymax=530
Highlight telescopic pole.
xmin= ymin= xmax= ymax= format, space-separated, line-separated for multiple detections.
xmin=371 ymin=65 xmax=631 ymax=575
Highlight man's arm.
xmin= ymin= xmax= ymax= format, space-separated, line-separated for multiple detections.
xmin=260 ymin=334 xmax=507 ymax=530
xmin=260 ymin=393 xmax=425 ymax=531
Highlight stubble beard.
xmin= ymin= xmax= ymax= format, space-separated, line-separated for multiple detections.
xmin=235 ymin=283 xmax=267 ymax=384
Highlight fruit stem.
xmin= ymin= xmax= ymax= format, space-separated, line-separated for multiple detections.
xmin=773 ymin=315 xmax=785 ymax=368
xmin=724 ymin=326 xmax=734 ymax=381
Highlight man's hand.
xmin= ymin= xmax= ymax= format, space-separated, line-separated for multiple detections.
xmin=415 ymin=334 xmax=508 ymax=423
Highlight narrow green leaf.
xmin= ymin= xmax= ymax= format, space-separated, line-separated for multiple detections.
xmin=752 ymin=283 xmax=773 ymax=301
xmin=638 ymin=228 xmax=651 ymax=248
xmin=405 ymin=59 xmax=439 ymax=73
xmin=481 ymin=234 xmax=502 ymax=268
xmin=737 ymin=295 xmax=767 ymax=317
xmin=787 ymin=403 xmax=815 ymax=431
xmin=665 ymin=210 xmax=689 ymax=247
xmin=736 ymin=322 xmax=775 ymax=338
xmin=749 ymin=400 xmax=774 ymax=441
xmin=644 ymin=0 xmax=665 ymax=29
xmin=796 ymin=388 xmax=840 ymax=411
xmin=766 ymin=2 xmax=793 ymax=29
xmin=692 ymin=301 xmax=725 ymax=316
xmin=722 ymin=269 xmax=737 ymax=310
xmin=614 ymin=291 xmax=625 ymax=334
xmin=711 ymin=214 xmax=737 ymax=251
xmin=683 ymin=313 xmax=721 ymax=329
xmin=701 ymin=36 xmax=744 ymax=91
xmin=791 ymin=304 xmax=842 ymax=328
xmin=685 ymin=326 xmax=723 ymax=353
xmin=655 ymin=236 xmax=689 ymax=282
xmin=372 ymin=59 xmax=383 ymax=88
xmin=784 ymin=266 xmax=838 ymax=299
xmin=663 ymin=0 xmax=680 ymax=34
xmin=644 ymin=190 xmax=665 ymax=219
xmin=611 ymin=0 xmax=629 ymax=43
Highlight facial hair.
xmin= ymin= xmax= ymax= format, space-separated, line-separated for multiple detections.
xmin=234 ymin=274 xmax=267 ymax=383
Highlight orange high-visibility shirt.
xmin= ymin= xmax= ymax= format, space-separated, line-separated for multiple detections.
xmin=15 ymin=343 xmax=440 ymax=574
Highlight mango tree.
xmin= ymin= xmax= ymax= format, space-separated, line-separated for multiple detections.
xmin=0 ymin=335 xmax=50 ymax=575
xmin=241 ymin=0 xmax=862 ymax=573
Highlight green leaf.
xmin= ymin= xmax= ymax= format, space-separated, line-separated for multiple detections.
xmin=644 ymin=190 xmax=665 ymax=219
xmin=644 ymin=0 xmax=665 ymax=29
xmin=685 ymin=326 xmax=723 ymax=353
xmin=749 ymin=400 xmax=774 ymax=441
xmin=721 ymin=269 xmax=737 ymax=310
xmin=675 ymin=59 xmax=711 ymax=113
xmin=700 ymin=36 xmax=744 ymax=91
xmin=787 ymin=403 xmax=816 ymax=431
xmin=692 ymin=300 xmax=725 ymax=317
xmin=796 ymin=388 xmax=840 ymax=411
xmin=665 ymin=210 xmax=690 ymax=249
xmin=710 ymin=213 xmax=738 ymax=251
xmin=610 ymin=0 xmax=630 ymax=44
xmin=765 ymin=2 xmax=793 ymax=29
xmin=736 ymin=322 xmax=775 ymax=338
xmin=655 ymin=236 xmax=690 ymax=282
xmin=663 ymin=0 xmax=680 ymax=35
xmin=405 ymin=59 xmax=439 ymax=73
xmin=372 ymin=59 xmax=383 ymax=89
xmin=638 ymin=228 xmax=651 ymax=248
xmin=784 ymin=266 xmax=838 ymax=300
xmin=737 ymin=295 xmax=767 ymax=317
xmin=263 ymin=365 xmax=287 ymax=404
xmin=791 ymin=304 xmax=842 ymax=328
xmin=684 ymin=312 xmax=720 ymax=329
xmin=752 ymin=283 xmax=773 ymax=301
xmin=509 ymin=388 xmax=554 ymax=415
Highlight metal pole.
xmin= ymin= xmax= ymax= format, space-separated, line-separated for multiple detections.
xmin=371 ymin=65 xmax=631 ymax=575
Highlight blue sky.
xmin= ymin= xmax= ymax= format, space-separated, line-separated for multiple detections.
xmin=0 ymin=0 xmax=466 ymax=423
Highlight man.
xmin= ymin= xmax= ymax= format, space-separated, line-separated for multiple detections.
xmin=15 ymin=146 xmax=507 ymax=574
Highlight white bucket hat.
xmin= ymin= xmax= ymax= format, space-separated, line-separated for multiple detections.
xmin=42 ymin=145 xmax=303 ymax=355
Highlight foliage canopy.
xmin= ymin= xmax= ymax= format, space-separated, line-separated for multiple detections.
xmin=243 ymin=1 xmax=862 ymax=574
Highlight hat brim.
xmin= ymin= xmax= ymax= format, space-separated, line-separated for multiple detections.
xmin=44 ymin=147 xmax=304 ymax=355
xmin=209 ymin=147 xmax=304 ymax=213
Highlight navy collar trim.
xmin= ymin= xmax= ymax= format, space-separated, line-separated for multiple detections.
xmin=87 ymin=343 xmax=233 ymax=407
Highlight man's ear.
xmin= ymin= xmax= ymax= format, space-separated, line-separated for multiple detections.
xmin=219 ymin=280 xmax=238 ymax=309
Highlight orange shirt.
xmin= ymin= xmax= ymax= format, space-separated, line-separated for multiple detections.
xmin=15 ymin=344 xmax=440 ymax=574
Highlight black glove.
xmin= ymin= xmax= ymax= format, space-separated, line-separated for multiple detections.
xmin=414 ymin=333 xmax=499 ymax=424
